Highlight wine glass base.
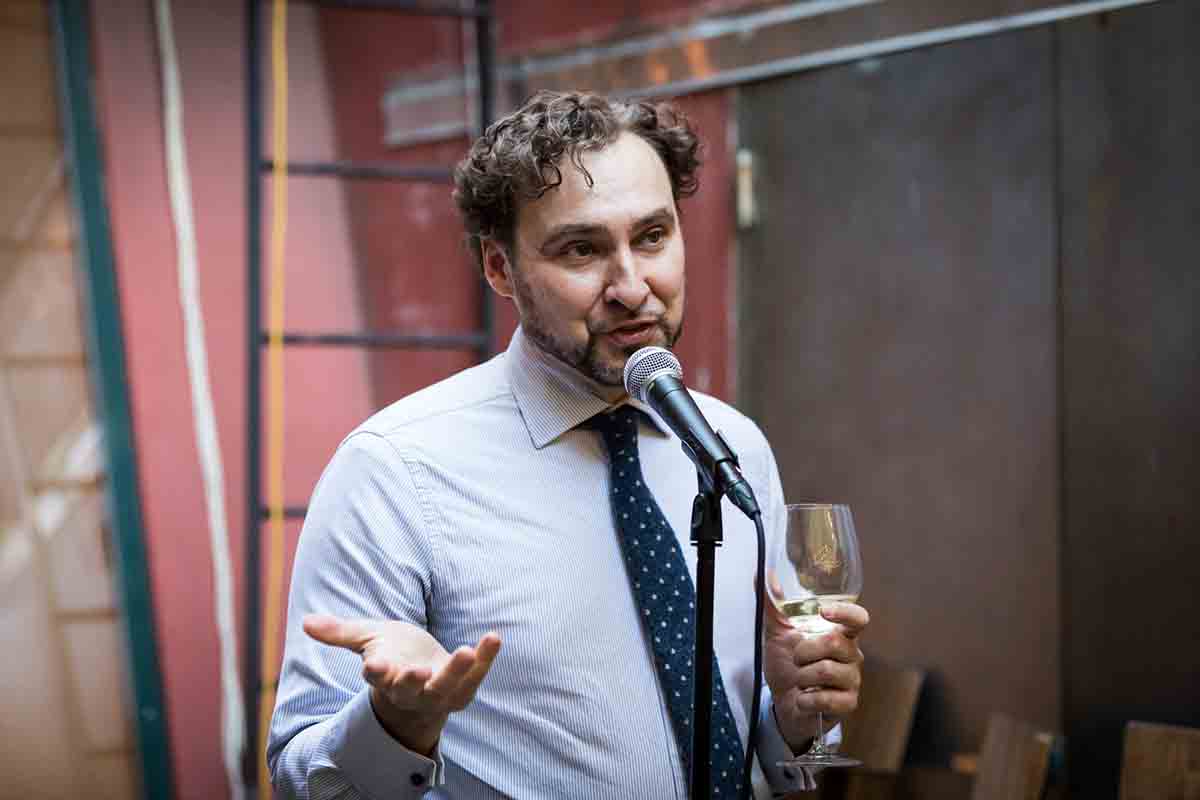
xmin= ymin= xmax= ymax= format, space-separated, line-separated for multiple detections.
xmin=778 ymin=753 xmax=862 ymax=769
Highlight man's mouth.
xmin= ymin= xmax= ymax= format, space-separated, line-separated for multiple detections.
xmin=603 ymin=320 xmax=659 ymax=348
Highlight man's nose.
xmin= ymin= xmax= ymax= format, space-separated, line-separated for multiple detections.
xmin=603 ymin=248 xmax=651 ymax=310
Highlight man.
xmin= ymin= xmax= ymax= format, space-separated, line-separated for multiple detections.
xmin=269 ymin=91 xmax=868 ymax=799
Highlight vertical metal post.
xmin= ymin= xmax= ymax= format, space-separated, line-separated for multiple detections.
xmin=473 ymin=0 xmax=495 ymax=150
xmin=475 ymin=0 xmax=496 ymax=358
xmin=50 ymin=1 xmax=175 ymax=796
xmin=689 ymin=483 xmax=722 ymax=800
xmin=243 ymin=0 xmax=264 ymax=787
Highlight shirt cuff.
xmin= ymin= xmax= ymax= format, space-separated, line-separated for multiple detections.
xmin=755 ymin=694 xmax=843 ymax=793
xmin=326 ymin=688 xmax=444 ymax=797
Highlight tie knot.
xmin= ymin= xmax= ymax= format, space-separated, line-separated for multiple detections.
xmin=584 ymin=405 xmax=642 ymax=448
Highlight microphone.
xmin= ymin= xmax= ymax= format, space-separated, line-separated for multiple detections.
xmin=623 ymin=347 xmax=760 ymax=518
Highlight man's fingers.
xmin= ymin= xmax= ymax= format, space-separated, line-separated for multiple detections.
xmin=307 ymin=618 xmax=503 ymax=717
xmin=791 ymin=630 xmax=863 ymax=667
xmin=303 ymin=613 xmax=376 ymax=652
xmin=425 ymin=645 xmax=481 ymax=697
xmin=447 ymin=633 xmax=502 ymax=708
xmin=369 ymin=668 xmax=433 ymax=710
xmin=792 ymin=658 xmax=861 ymax=693
xmin=820 ymin=602 xmax=869 ymax=637
xmin=422 ymin=633 xmax=504 ymax=710
xmin=363 ymin=655 xmax=431 ymax=696
xmin=793 ymin=688 xmax=860 ymax=718
xmin=465 ymin=633 xmax=502 ymax=683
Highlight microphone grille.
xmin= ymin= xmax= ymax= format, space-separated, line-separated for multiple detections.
xmin=623 ymin=347 xmax=682 ymax=403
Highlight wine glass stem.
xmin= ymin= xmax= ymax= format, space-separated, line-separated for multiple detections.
xmin=811 ymin=712 xmax=828 ymax=754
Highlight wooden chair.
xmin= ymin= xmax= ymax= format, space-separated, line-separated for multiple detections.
xmin=1120 ymin=720 xmax=1200 ymax=800
xmin=834 ymin=660 xmax=926 ymax=800
xmin=781 ymin=659 xmax=924 ymax=800
xmin=968 ymin=713 xmax=1055 ymax=800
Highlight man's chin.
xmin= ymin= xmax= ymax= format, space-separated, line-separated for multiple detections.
xmin=583 ymin=356 xmax=626 ymax=387
xmin=579 ymin=320 xmax=679 ymax=384
xmin=590 ymin=338 xmax=673 ymax=386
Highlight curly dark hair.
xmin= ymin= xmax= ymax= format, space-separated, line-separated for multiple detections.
xmin=453 ymin=90 xmax=701 ymax=272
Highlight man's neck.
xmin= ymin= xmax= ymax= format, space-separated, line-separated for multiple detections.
xmin=522 ymin=333 xmax=628 ymax=406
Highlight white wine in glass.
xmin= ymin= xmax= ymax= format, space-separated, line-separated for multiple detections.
xmin=770 ymin=503 xmax=864 ymax=769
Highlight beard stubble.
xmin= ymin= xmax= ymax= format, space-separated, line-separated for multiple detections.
xmin=509 ymin=267 xmax=682 ymax=386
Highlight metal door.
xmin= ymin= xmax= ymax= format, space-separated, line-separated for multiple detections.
xmin=737 ymin=27 xmax=1061 ymax=761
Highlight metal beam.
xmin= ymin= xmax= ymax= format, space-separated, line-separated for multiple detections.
xmin=311 ymin=0 xmax=487 ymax=17
xmin=262 ymin=159 xmax=454 ymax=182
xmin=50 ymin=2 xmax=174 ymax=797
xmin=474 ymin=0 xmax=496 ymax=358
xmin=382 ymin=0 xmax=1164 ymax=143
xmin=625 ymin=0 xmax=1164 ymax=100
xmin=243 ymin=0 xmax=264 ymax=787
xmin=259 ymin=506 xmax=308 ymax=520
xmin=268 ymin=331 xmax=487 ymax=349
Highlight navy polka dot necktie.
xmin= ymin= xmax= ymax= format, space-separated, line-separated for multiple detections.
xmin=587 ymin=406 xmax=745 ymax=797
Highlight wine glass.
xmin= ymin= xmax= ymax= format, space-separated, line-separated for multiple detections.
xmin=768 ymin=503 xmax=864 ymax=769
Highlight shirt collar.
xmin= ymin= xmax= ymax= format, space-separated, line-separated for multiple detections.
xmin=506 ymin=327 xmax=671 ymax=449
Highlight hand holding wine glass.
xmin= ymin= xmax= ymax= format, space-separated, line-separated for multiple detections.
xmin=765 ymin=503 xmax=867 ymax=769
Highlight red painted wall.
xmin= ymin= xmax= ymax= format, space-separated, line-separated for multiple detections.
xmin=318 ymin=9 xmax=736 ymax=400
xmin=498 ymin=0 xmax=749 ymax=55
xmin=91 ymin=2 xmax=371 ymax=797
xmin=89 ymin=1 xmax=736 ymax=797
xmin=318 ymin=11 xmax=497 ymax=407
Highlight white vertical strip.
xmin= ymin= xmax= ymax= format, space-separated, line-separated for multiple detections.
xmin=152 ymin=1 xmax=246 ymax=797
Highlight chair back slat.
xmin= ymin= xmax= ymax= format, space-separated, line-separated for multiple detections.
xmin=1120 ymin=720 xmax=1200 ymax=800
xmin=841 ymin=660 xmax=926 ymax=773
xmin=970 ymin=713 xmax=1054 ymax=800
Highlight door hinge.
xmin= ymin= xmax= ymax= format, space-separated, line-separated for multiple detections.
xmin=736 ymin=147 xmax=759 ymax=230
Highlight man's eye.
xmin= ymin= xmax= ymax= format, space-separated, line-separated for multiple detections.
xmin=641 ymin=228 xmax=666 ymax=246
xmin=564 ymin=242 xmax=595 ymax=258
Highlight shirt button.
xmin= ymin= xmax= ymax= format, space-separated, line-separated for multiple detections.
xmin=410 ymin=772 xmax=427 ymax=787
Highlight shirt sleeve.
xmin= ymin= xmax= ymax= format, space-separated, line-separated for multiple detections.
xmin=268 ymin=431 xmax=446 ymax=799
xmin=755 ymin=689 xmax=843 ymax=794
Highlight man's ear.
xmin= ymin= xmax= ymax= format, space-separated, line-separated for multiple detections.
xmin=481 ymin=238 xmax=514 ymax=299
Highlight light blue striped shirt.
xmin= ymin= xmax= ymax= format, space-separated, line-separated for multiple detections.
xmin=269 ymin=328 xmax=832 ymax=798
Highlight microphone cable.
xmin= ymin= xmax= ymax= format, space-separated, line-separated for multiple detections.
xmin=740 ymin=509 xmax=767 ymax=800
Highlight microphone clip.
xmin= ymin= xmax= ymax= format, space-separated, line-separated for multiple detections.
xmin=679 ymin=429 xmax=740 ymax=496
xmin=681 ymin=430 xmax=759 ymax=518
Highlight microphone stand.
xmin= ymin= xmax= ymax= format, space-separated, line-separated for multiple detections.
xmin=689 ymin=465 xmax=723 ymax=800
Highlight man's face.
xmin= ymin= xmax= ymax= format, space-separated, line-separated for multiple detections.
xmin=483 ymin=132 xmax=686 ymax=388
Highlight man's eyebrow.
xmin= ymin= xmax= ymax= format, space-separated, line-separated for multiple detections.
xmin=635 ymin=207 xmax=676 ymax=229
xmin=540 ymin=223 xmax=606 ymax=251
xmin=539 ymin=207 xmax=677 ymax=251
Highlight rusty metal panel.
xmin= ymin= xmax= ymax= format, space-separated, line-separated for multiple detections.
xmin=380 ymin=0 xmax=1160 ymax=145
xmin=1057 ymin=2 xmax=1200 ymax=797
xmin=738 ymin=27 xmax=1059 ymax=759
